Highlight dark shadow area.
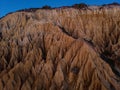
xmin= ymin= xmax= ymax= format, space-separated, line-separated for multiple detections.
xmin=0 ymin=32 xmax=2 ymax=40
xmin=57 ymin=25 xmax=78 ymax=39
xmin=100 ymin=54 xmax=120 ymax=77
xmin=71 ymin=66 xmax=79 ymax=74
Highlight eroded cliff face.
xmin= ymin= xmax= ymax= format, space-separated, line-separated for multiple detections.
xmin=0 ymin=5 xmax=120 ymax=90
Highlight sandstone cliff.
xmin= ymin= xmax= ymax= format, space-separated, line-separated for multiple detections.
xmin=0 ymin=4 xmax=120 ymax=90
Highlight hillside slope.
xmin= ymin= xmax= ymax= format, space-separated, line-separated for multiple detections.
xmin=0 ymin=5 xmax=120 ymax=90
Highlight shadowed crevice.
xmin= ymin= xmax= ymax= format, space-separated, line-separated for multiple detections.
xmin=57 ymin=25 xmax=78 ymax=39
xmin=100 ymin=54 xmax=120 ymax=77
xmin=0 ymin=32 xmax=2 ymax=40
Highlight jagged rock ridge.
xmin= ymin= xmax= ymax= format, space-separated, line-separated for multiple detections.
xmin=0 ymin=4 xmax=120 ymax=90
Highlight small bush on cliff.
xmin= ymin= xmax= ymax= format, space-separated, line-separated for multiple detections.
xmin=102 ymin=2 xmax=120 ymax=6
xmin=73 ymin=3 xmax=88 ymax=9
xmin=42 ymin=5 xmax=51 ymax=9
xmin=17 ymin=8 xmax=39 ymax=12
xmin=109 ymin=2 xmax=120 ymax=5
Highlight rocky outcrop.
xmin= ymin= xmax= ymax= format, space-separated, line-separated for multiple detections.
xmin=0 ymin=4 xmax=120 ymax=90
